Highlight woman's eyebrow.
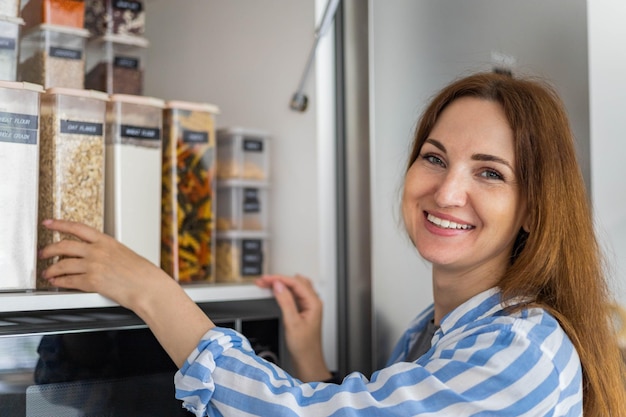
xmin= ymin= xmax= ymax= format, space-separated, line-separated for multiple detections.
xmin=424 ymin=138 xmax=446 ymax=153
xmin=472 ymin=153 xmax=514 ymax=170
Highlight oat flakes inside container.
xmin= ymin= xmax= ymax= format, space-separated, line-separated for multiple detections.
xmin=36 ymin=87 xmax=108 ymax=290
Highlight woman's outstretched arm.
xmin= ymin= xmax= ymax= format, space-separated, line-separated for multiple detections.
xmin=39 ymin=219 xmax=215 ymax=368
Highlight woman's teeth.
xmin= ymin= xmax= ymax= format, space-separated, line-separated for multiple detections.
xmin=427 ymin=213 xmax=472 ymax=230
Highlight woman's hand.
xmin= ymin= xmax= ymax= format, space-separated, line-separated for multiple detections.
xmin=39 ymin=219 xmax=214 ymax=368
xmin=256 ymin=274 xmax=332 ymax=382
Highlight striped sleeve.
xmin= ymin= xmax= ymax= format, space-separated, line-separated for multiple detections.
xmin=173 ymin=293 xmax=582 ymax=416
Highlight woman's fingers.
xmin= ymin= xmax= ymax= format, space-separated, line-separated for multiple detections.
xmin=42 ymin=219 xmax=104 ymax=244
xmin=39 ymin=238 xmax=87 ymax=260
xmin=41 ymin=257 xmax=86 ymax=279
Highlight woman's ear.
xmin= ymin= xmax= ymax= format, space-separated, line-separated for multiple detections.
xmin=522 ymin=217 xmax=531 ymax=233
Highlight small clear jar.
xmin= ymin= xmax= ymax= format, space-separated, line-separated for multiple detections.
xmin=19 ymin=23 xmax=90 ymax=89
xmin=85 ymin=34 xmax=148 ymax=95
xmin=217 ymin=127 xmax=270 ymax=180
xmin=36 ymin=87 xmax=108 ymax=290
xmin=216 ymin=231 xmax=269 ymax=283
xmin=216 ymin=180 xmax=269 ymax=232
xmin=0 ymin=16 xmax=23 ymax=82
xmin=0 ymin=80 xmax=43 ymax=291
xmin=84 ymin=0 xmax=145 ymax=36
xmin=161 ymin=100 xmax=220 ymax=284
xmin=105 ymin=94 xmax=164 ymax=267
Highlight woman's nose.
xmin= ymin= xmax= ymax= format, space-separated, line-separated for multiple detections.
xmin=433 ymin=170 xmax=468 ymax=208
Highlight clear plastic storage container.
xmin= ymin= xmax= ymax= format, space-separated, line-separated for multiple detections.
xmin=216 ymin=231 xmax=269 ymax=283
xmin=217 ymin=180 xmax=269 ymax=232
xmin=216 ymin=127 xmax=270 ymax=180
xmin=20 ymin=0 xmax=85 ymax=30
xmin=85 ymin=34 xmax=148 ymax=95
xmin=19 ymin=23 xmax=89 ymax=89
xmin=0 ymin=0 xmax=21 ymax=17
xmin=0 ymin=81 xmax=43 ymax=291
xmin=161 ymin=100 xmax=219 ymax=283
xmin=84 ymin=0 xmax=145 ymax=36
xmin=36 ymin=87 xmax=108 ymax=289
xmin=105 ymin=94 xmax=164 ymax=267
xmin=0 ymin=16 xmax=23 ymax=81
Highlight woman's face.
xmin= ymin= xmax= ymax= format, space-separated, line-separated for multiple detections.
xmin=402 ymin=97 xmax=528 ymax=278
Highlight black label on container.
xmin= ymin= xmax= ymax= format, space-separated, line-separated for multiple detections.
xmin=0 ymin=112 xmax=38 ymax=130
xmin=114 ymin=56 xmax=140 ymax=69
xmin=114 ymin=0 xmax=143 ymax=12
xmin=182 ymin=130 xmax=208 ymax=144
xmin=60 ymin=120 xmax=104 ymax=136
xmin=243 ymin=138 xmax=263 ymax=152
xmin=243 ymin=188 xmax=261 ymax=213
xmin=0 ymin=127 xmax=37 ymax=145
xmin=241 ymin=239 xmax=263 ymax=276
xmin=0 ymin=36 xmax=15 ymax=50
xmin=121 ymin=125 xmax=160 ymax=140
xmin=49 ymin=47 xmax=82 ymax=60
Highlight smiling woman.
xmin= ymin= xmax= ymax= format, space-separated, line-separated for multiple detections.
xmin=39 ymin=72 xmax=626 ymax=416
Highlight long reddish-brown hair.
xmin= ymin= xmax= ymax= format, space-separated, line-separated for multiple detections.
xmin=407 ymin=72 xmax=626 ymax=416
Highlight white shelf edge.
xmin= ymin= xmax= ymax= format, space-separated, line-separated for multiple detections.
xmin=0 ymin=283 xmax=273 ymax=313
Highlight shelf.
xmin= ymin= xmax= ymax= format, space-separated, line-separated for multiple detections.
xmin=0 ymin=283 xmax=273 ymax=314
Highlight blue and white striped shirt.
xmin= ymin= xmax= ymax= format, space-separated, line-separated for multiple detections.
xmin=174 ymin=288 xmax=582 ymax=416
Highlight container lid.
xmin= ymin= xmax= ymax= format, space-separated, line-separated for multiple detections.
xmin=217 ymin=127 xmax=271 ymax=139
xmin=45 ymin=87 xmax=109 ymax=101
xmin=0 ymin=15 xmax=24 ymax=25
xmin=24 ymin=23 xmax=91 ymax=38
xmin=90 ymin=33 xmax=150 ymax=48
xmin=110 ymin=94 xmax=165 ymax=108
xmin=216 ymin=230 xmax=271 ymax=240
xmin=217 ymin=179 xmax=270 ymax=189
xmin=0 ymin=80 xmax=44 ymax=93
xmin=166 ymin=100 xmax=220 ymax=114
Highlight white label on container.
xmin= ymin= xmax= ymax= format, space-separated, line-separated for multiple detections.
xmin=0 ymin=37 xmax=16 ymax=50
xmin=121 ymin=125 xmax=160 ymax=140
xmin=114 ymin=56 xmax=140 ymax=69
xmin=182 ymin=130 xmax=208 ymax=144
xmin=60 ymin=120 xmax=104 ymax=136
xmin=114 ymin=0 xmax=143 ymax=12
xmin=243 ymin=138 xmax=263 ymax=152
xmin=49 ymin=47 xmax=83 ymax=60
xmin=241 ymin=239 xmax=263 ymax=276
xmin=243 ymin=188 xmax=261 ymax=213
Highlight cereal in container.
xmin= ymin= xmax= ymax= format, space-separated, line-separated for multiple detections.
xmin=161 ymin=100 xmax=219 ymax=283
xmin=84 ymin=0 xmax=145 ymax=36
xmin=36 ymin=87 xmax=108 ymax=289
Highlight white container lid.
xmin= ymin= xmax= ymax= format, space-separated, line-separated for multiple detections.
xmin=0 ymin=80 xmax=44 ymax=92
xmin=217 ymin=178 xmax=270 ymax=189
xmin=90 ymin=33 xmax=150 ymax=48
xmin=217 ymin=127 xmax=270 ymax=139
xmin=0 ymin=15 xmax=24 ymax=25
xmin=110 ymin=94 xmax=165 ymax=108
xmin=166 ymin=100 xmax=220 ymax=114
xmin=216 ymin=230 xmax=271 ymax=240
xmin=23 ymin=23 xmax=90 ymax=38
xmin=45 ymin=87 xmax=109 ymax=101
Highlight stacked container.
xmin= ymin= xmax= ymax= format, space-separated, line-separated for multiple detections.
xmin=215 ymin=127 xmax=271 ymax=283
xmin=0 ymin=1 xmax=23 ymax=81
xmin=83 ymin=0 xmax=147 ymax=94
xmin=161 ymin=100 xmax=219 ymax=284
xmin=0 ymin=80 xmax=43 ymax=291
xmin=104 ymin=94 xmax=164 ymax=266
xmin=19 ymin=0 xmax=89 ymax=88
xmin=36 ymin=87 xmax=108 ymax=289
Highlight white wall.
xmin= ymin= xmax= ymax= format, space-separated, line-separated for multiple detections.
xmin=369 ymin=0 xmax=590 ymax=366
xmin=143 ymin=0 xmax=338 ymax=369
xmin=588 ymin=1 xmax=626 ymax=307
